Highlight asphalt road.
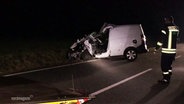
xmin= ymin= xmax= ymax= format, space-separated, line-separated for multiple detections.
xmin=1 ymin=44 xmax=184 ymax=104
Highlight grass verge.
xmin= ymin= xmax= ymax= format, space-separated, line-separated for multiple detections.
xmin=0 ymin=38 xmax=73 ymax=75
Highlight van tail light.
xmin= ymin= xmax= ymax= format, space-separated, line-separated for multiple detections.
xmin=141 ymin=34 xmax=148 ymax=51
xmin=141 ymin=34 xmax=146 ymax=41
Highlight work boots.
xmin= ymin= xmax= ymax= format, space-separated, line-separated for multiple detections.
xmin=158 ymin=74 xmax=171 ymax=84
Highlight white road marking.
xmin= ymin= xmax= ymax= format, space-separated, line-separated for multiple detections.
xmin=175 ymin=55 xmax=181 ymax=59
xmin=89 ymin=68 xmax=152 ymax=98
xmin=3 ymin=59 xmax=98 ymax=77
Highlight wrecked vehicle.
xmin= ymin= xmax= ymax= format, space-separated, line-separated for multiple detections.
xmin=67 ymin=23 xmax=148 ymax=61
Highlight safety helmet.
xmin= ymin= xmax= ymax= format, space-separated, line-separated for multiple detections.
xmin=164 ymin=16 xmax=174 ymax=25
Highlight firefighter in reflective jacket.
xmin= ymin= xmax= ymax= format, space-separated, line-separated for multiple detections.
xmin=156 ymin=16 xmax=179 ymax=84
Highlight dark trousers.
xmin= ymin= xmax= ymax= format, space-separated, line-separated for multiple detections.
xmin=161 ymin=53 xmax=176 ymax=80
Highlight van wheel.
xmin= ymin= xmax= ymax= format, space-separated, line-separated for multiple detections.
xmin=124 ymin=48 xmax=137 ymax=62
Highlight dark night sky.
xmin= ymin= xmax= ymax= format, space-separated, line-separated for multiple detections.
xmin=1 ymin=0 xmax=184 ymax=41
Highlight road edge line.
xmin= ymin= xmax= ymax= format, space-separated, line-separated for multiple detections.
xmin=3 ymin=59 xmax=98 ymax=77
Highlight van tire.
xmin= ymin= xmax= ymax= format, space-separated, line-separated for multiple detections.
xmin=124 ymin=48 xmax=137 ymax=62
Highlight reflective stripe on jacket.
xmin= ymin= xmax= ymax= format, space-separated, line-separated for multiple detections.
xmin=157 ymin=25 xmax=179 ymax=54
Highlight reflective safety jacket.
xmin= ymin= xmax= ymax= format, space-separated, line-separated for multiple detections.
xmin=157 ymin=25 xmax=179 ymax=54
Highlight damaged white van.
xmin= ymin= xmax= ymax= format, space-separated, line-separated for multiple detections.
xmin=68 ymin=23 xmax=148 ymax=61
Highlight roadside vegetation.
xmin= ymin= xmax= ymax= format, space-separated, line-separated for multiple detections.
xmin=0 ymin=38 xmax=73 ymax=75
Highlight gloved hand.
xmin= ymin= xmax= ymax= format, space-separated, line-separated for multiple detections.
xmin=153 ymin=46 xmax=160 ymax=54
xmin=155 ymin=45 xmax=160 ymax=50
